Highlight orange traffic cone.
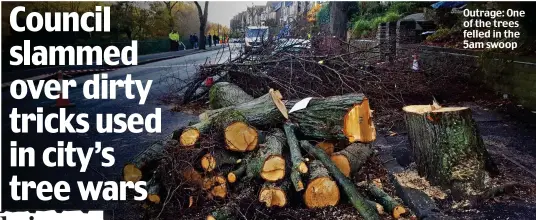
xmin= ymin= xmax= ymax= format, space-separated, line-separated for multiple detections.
xmin=53 ymin=71 xmax=75 ymax=108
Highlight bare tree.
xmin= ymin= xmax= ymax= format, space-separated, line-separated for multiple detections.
xmin=164 ymin=1 xmax=179 ymax=32
xmin=194 ymin=1 xmax=209 ymax=50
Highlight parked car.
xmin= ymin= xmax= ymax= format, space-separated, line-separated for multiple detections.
xmin=272 ymin=38 xmax=311 ymax=54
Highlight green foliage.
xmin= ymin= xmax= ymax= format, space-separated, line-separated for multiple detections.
xmin=352 ymin=19 xmax=373 ymax=38
xmin=426 ymin=28 xmax=454 ymax=42
xmin=316 ymin=3 xmax=330 ymax=25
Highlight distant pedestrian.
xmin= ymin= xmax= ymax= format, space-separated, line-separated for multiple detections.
xmin=214 ymin=35 xmax=219 ymax=45
xmin=208 ymin=34 xmax=213 ymax=47
xmin=194 ymin=33 xmax=199 ymax=49
xmin=189 ymin=34 xmax=194 ymax=49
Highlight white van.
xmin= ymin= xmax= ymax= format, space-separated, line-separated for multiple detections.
xmin=244 ymin=26 xmax=269 ymax=53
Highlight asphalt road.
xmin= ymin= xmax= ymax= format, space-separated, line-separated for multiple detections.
xmin=1 ymin=47 xmax=238 ymax=213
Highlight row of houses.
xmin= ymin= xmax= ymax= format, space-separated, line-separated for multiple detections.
xmin=230 ymin=1 xmax=319 ymax=34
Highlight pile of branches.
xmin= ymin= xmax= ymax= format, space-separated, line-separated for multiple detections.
xmin=123 ymin=82 xmax=410 ymax=220
xmin=178 ymin=35 xmax=466 ymax=131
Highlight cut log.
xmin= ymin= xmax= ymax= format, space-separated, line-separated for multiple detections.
xmin=283 ymin=123 xmax=308 ymax=191
xmin=207 ymin=205 xmax=236 ymax=220
xmin=366 ymin=200 xmax=385 ymax=215
xmin=287 ymin=94 xmax=376 ymax=143
xmin=227 ymin=163 xmax=246 ymax=183
xmin=403 ymin=105 xmax=494 ymax=197
xmin=259 ymin=180 xmax=290 ymax=208
xmin=300 ymin=140 xmax=379 ymax=219
xmin=317 ymin=141 xmax=335 ymax=155
xmin=365 ymin=183 xmax=406 ymax=219
xmin=200 ymin=89 xmax=288 ymax=127
xmin=303 ymin=160 xmax=340 ymax=208
xmin=246 ymin=128 xmax=286 ymax=182
xmin=123 ymin=139 xmax=173 ymax=182
xmin=202 ymin=175 xmax=228 ymax=199
xmin=201 ymin=149 xmax=241 ymax=172
xmin=180 ymin=110 xmax=258 ymax=152
xmin=209 ymin=82 xmax=254 ymax=109
xmin=331 ymin=143 xmax=373 ymax=177
xmin=147 ymin=175 xmax=161 ymax=204
xmin=181 ymin=167 xmax=204 ymax=187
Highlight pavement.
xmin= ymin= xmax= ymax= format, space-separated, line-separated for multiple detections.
xmin=1 ymin=46 xmax=240 ymax=215
xmin=2 ymin=45 xmax=227 ymax=87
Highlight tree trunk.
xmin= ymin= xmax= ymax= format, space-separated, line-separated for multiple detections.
xmin=246 ymin=128 xmax=286 ymax=182
xmin=123 ymin=139 xmax=175 ymax=182
xmin=300 ymin=140 xmax=379 ymax=220
xmin=303 ymin=160 xmax=340 ymax=208
xmin=199 ymin=89 xmax=288 ymax=128
xmin=403 ymin=105 xmax=494 ymax=198
xmin=195 ymin=1 xmax=209 ymax=50
xmin=329 ymin=2 xmax=349 ymax=39
xmin=331 ymin=143 xmax=373 ymax=177
xmin=227 ymin=163 xmax=246 ymax=183
xmin=287 ymin=94 xmax=376 ymax=143
xmin=209 ymin=82 xmax=254 ymax=109
xmin=283 ymin=123 xmax=308 ymax=192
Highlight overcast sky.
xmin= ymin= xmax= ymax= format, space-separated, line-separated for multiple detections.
xmin=207 ymin=1 xmax=268 ymax=26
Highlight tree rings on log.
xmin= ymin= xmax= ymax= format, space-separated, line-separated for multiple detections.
xmin=225 ymin=122 xmax=258 ymax=152
xmin=304 ymin=160 xmax=340 ymax=208
xmin=245 ymin=129 xmax=286 ymax=182
xmin=331 ymin=143 xmax=373 ymax=177
xmin=259 ymin=181 xmax=290 ymax=208
xmin=180 ymin=128 xmax=201 ymax=147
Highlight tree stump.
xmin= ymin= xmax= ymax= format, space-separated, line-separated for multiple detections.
xmin=403 ymin=105 xmax=494 ymax=197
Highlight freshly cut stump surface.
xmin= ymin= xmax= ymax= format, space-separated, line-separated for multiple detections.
xmin=304 ymin=160 xmax=340 ymax=208
xmin=225 ymin=122 xmax=258 ymax=152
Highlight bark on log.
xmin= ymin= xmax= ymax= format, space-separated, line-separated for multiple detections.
xmin=403 ymin=105 xmax=494 ymax=197
xmin=200 ymin=89 xmax=288 ymax=127
xmin=366 ymin=200 xmax=385 ymax=215
xmin=287 ymin=94 xmax=376 ymax=143
xmin=209 ymin=82 xmax=254 ymax=109
xmin=201 ymin=149 xmax=241 ymax=172
xmin=300 ymin=140 xmax=379 ymax=220
xmin=147 ymin=175 xmax=161 ymax=204
xmin=259 ymin=180 xmax=291 ymax=207
xmin=283 ymin=123 xmax=308 ymax=192
xmin=365 ymin=183 xmax=406 ymax=219
xmin=246 ymin=128 xmax=286 ymax=182
xmin=304 ymin=160 xmax=340 ymax=208
xmin=123 ymin=139 xmax=174 ymax=182
xmin=331 ymin=143 xmax=373 ymax=177
xmin=227 ymin=163 xmax=246 ymax=183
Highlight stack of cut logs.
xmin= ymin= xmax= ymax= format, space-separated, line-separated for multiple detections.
xmin=122 ymin=82 xmax=407 ymax=220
